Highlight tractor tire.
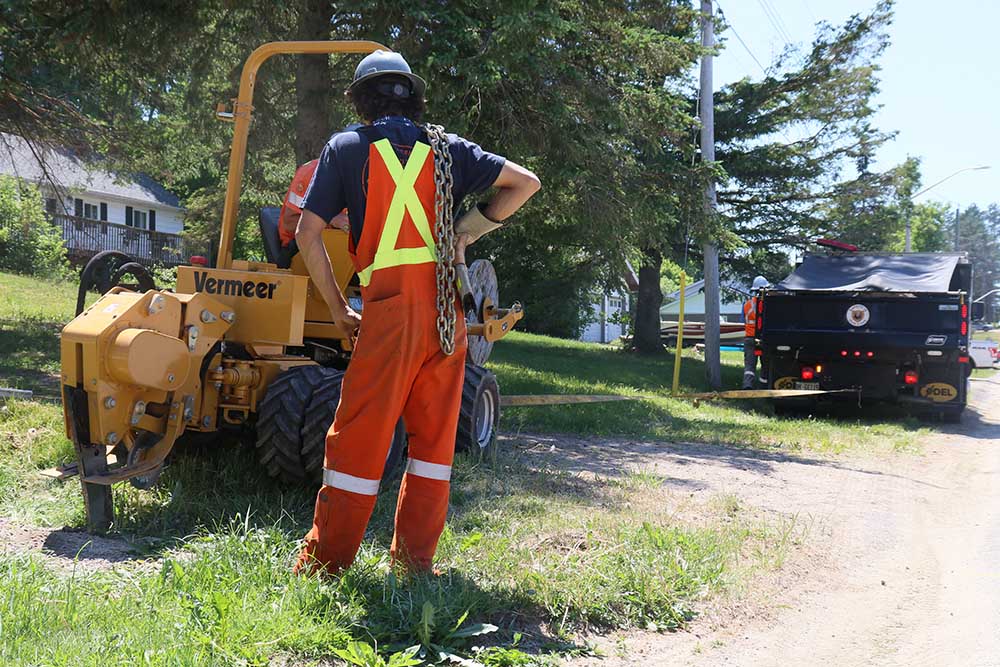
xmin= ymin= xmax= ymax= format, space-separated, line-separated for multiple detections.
xmin=255 ymin=364 xmax=329 ymax=484
xmin=76 ymin=250 xmax=131 ymax=316
xmin=301 ymin=371 xmax=407 ymax=486
xmin=456 ymin=364 xmax=500 ymax=454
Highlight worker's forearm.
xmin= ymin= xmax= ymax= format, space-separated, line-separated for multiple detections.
xmin=483 ymin=185 xmax=536 ymax=222
xmin=297 ymin=228 xmax=348 ymax=315
xmin=483 ymin=161 xmax=541 ymax=222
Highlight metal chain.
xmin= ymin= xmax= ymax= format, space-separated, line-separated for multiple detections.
xmin=423 ymin=123 xmax=457 ymax=355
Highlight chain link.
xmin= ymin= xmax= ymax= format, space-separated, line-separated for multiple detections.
xmin=423 ymin=123 xmax=457 ymax=355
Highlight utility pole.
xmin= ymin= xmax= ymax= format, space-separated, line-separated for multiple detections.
xmin=700 ymin=0 xmax=721 ymax=389
xmin=954 ymin=206 xmax=960 ymax=251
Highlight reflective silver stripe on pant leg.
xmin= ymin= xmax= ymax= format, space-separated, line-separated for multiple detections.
xmin=322 ymin=468 xmax=380 ymax=495
xmin=405 ymin=458 xmax=452 ymax=482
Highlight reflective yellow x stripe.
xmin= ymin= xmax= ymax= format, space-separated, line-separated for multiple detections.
xmin=358 ymin=140 xmax=437 ymax=286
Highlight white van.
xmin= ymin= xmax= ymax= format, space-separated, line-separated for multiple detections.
xmin=969 ymin=339 xmax=998 ymax=370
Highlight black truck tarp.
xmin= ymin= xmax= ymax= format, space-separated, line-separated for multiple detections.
xmin=776 ymin=253 xmax=964 ymax=293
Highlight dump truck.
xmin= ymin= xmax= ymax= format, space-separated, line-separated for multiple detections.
xmin=59 ymin=41 xmax=524 ymax=532
xmin=756 ymin=251 xmax=984 ymax=421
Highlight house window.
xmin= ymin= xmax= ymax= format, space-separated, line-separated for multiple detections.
xmin=82 ymin=202 xmax=100 ymax=220
xmin=45 ymin=198 xmax=57 ymax=214
xmin=131 ymin=210 xmax=148 ymax=230
xmin=609 ymin=297 xmax=623 ymax=311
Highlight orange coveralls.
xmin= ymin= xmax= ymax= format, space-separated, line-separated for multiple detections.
xmin=280 ymin=159 xmax=348 ymax=246
xmin=279 ymin=160 xmax=318 ymax=247
xmin=295 ymin=138 xmax=467 ymax=575
xmin=742 ymin=296 xmax=759 ymax=388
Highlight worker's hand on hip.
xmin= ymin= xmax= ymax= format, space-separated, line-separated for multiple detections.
xmin=454 ymin=233 xmax=471 ymax=266
xmin=331 ymin=305 xmax=362 ymax=337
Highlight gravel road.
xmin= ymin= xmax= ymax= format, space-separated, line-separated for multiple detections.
xmin=562 ymin=378 xmax=1000 ymax=667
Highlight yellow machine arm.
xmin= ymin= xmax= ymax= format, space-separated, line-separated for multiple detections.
xmin=214 ymin=41 xmax=388 ymax=269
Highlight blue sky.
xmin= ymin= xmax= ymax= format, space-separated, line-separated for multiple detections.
xmin=712 ymin=0 xmax=997 ymax=209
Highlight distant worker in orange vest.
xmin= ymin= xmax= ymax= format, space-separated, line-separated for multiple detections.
xmin=742 ymin=275 xmax=770 ymax=389
xmin=292 ymin=50 xmax=541 ymax=576
xmin=278 ymin=123 xmax=365 ymax=247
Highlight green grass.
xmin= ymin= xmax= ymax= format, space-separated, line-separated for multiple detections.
xmin=490 ymin=332 xmax=928 ymax=455
xmin=0 ymin=269 xmax=928 ymax=664
xmin=0 ymin=272 xmax=82 ymax=399
xmin=0 ymin=398 xmax=781 ymax=665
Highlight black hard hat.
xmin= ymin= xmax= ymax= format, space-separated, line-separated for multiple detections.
xmin=350 ymin=50 xmax=426 ymax=98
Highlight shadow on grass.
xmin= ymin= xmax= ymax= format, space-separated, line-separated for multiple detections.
xmin=108 ymin=433 xmax=618 ymax=549
xmin=97 ymin=438 xmax=614 ymax=655
xmin=0 ymin=318 xmax=63 ymax=398
xmin=40 ymin=526 xmax=143 ymax=564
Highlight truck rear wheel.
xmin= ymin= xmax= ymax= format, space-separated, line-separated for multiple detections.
xmin=255 ymin=364 xmax=329 ymax=484
xmin=456 ymin=364 xmax=500 ymax=454
xmin=301 ymin=373 xmax=407 ymax=486
xmin=939 ymin=406 xmax=964 ymax=424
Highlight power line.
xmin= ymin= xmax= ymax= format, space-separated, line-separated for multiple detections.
xmin=760 ymin=0 xmax=793 ymax=43
xmin=715 ymin=1 xmax=767 ymax=74
xmin=756 ymin=0 xmax=793 ymax=45
xmin=764 ymin=0 xmax=795 ymax=42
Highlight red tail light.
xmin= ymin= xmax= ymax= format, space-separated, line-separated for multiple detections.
xmin=189 ymin=255 xmax=208 ymax=266
xmin=754 ymin=349 xmax=762 ymax=357
xmin=840 ymin=350 xmax=848 ymax=357
xmin=853 ymin=350 xmax=861 ymax=357
xmin=866 ymin=351 xmax=874 ymax=358
xmin=961 ymin=304 xmax=968 ymax=318
xmin=800 ymin=366 xmax=815 ymax=381
xmin=958 ymin=355 xmax=970 ymax=363
xmin=903 ymin=370 xmax=919 ymax=385
xmin=961 ymin=321 xmax=968 ymax=335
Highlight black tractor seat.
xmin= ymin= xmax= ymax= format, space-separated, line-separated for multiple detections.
xmin=259 ymin=206 xmax=298 ymax=268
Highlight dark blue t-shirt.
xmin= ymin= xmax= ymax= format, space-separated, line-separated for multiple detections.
xmin=301 ymin=116 xmax=506 ymax=245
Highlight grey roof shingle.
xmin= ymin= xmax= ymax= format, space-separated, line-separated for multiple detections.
xmin=0 ymin=133 xmax=182 ymax=209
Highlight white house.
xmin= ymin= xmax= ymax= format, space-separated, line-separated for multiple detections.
xmin=660 ymin=279 xmax=748 ymax=323
xmin=580 ymin=262 xmax=639 ymax=344
xmin=0 ymin=133 xmax=189 ymax=265
xmin=580 ymin=290 xmax=631 ymax=344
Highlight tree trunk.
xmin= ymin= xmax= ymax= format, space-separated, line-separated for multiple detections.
xmin=294 ymin=0 xmax=334 ymax=166
xmin=634 ymin=246 xmax=664 ymax=354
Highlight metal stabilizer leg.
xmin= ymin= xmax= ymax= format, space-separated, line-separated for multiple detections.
xmin=78 ymin=443 xmax=114 ymax=533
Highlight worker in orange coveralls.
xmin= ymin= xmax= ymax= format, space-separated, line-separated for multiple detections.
xmin=742 ymin=275 xmax=770 ymax=389
xmin=292 ymin=50 xmax=540 ymax=575
xmin=278 ymin=124 xmax=364 ymax=247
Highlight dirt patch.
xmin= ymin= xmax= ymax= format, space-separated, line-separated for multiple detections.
xmin=558 ymin=381 xmax=1000 ymax=666
xmin=0 ymin=518 xmax=158 ymax=573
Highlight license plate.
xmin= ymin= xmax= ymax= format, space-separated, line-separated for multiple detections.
xmin=794 ymin=382 xmax=819 ymax=391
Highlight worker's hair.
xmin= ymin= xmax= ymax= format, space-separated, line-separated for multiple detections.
xmin=348 ymin=76 xmax=425 ymax=123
